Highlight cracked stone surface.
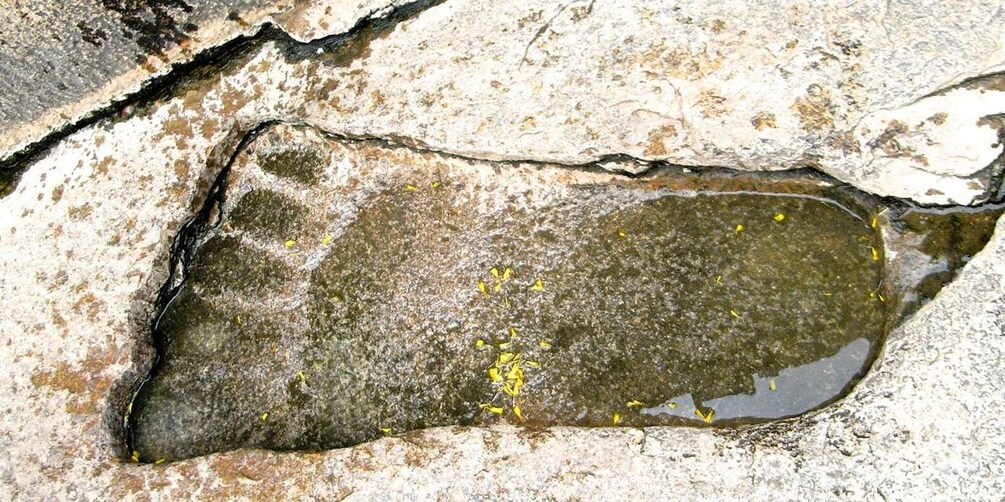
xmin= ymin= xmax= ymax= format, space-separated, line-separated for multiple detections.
xmin=0 ymin=0 xmax=405 ymax=161
xmin=0 ymin=0 xmax=1004 ymax=499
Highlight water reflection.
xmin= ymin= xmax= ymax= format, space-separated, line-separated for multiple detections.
xmin=641 ymin=338 xmax=870 ymax=422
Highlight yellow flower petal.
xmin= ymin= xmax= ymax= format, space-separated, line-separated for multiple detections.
xmin=715 ymin=275 xmax=723 ymax=285
xmin=734 ymin=224 xmax=744 ymax=234
xmin=525 ymin=360 xmax=540 ymax=368
xmin=694 ymin=409 xmax=714 ymax=423
xmin=321 ymin=234 xmax=334 ymax=245
xmin=479 ymin=404 xmax=503 ymax=414
xmin=380 ymin=427 xmax=393 ymax=435
xmin=477 ymin=280 xmax=488 ymax=294
xmin=509 ymin=326 xmax=519 ymax=338
xmin=431 ymin=181 xmax=442 ymax=188
xmin=871 ymin=246 xmax=880 ymax=262
xmin=488 ymin=367 xmax=502 ymax=382
xmin=774 ymin=213 xmax=785 ymax=222
xmin=530 ymin=278 xmax=545 ymax=291
xmin=613 ymin=413 xmax=622 ymax=425
xmin=668 ymin=402 xmax=677 ymax=409
xmin=513 ymin=405 xmax=524 ymax=421
xmin=475 ymin=339 xmax=485 ymax=348
xmin=506 ymin=362 xmax=523 ymax=381
xmin=769 ymin=379 xmax=777 ymax=392
xmin=284 ymin=239 xmax=296 ymax=248
xmin=154 ymin=458 xmax=166 ymax=465
xmin=871 ymin=215 xmax=879 ymax=229
xmin=503 ymin=267 xmax=512 ymax=280
xmin=491 ymin=267 xmax=500 ymax=279
xmin=498 ymin=352 xmax=516 ymax=364
xmin=730 ymin=310 xmax=740 ymax=318
xmin=405 ymin=184 xmax=417 ymax=191
xmin=627 ymin=400 xmax=645 ymax=408
xmin=538 ymin=340 xmax=552 ymax=349
xmin=493 ymin=282 xmax=502 ymax=292
xmin=260 ymin=412 xmax=269 ymax=421
xmin=618 ymin=230 xmax=627 ymax=238
xmin=131 ymin=450 xmax=140 ymax=463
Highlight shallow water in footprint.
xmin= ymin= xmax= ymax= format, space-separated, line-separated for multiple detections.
xmin=131 ymin=124 xmax=988 ymax=462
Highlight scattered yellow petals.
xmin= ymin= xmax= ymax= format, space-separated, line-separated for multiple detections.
xmin=321 ymin=234 xmax=334 ymax=245
xmin=380 ymin=427 xmax=393 ymax=435
xmin=501 ymin=383 xmax=518 ymax=397
xmin=498 ymin=352 xmax=516 ymax=364
xmin=260 ymin=412 xmax=269 ymax=421
xmin=823 ymin=291 xmax=833 ymax=296
xmin=878 ymin=293 xmax=886 ymax=303
xmin=613 ymin=413 xmax=622 ymax=425
xmin=530 ymin=278 xmax=545 ymax=291
xmin=405 ymin=184 xmax=417 ymax=191
xmin=509 ymin=326 xmax=519 ymax=338
xmin=618 ymin=230 xmax=627 ymax=238
xmin=627 ymin=400 xmax=645 ymax=408
xmin=503 ymin=267 xmax=512 ymax=280
xmin=525 ymin=360 xmax=541 ymax=368
xmin=735 ymin=224 xmax=744 ymax=235
xmin=871 ymin=246 xmax=880 ymax=262
xmin=694 ymin=408 xmax=715 ymax=423
xmin=493 ymin=282 xmax=503 ymax=292
xmin=154 ymin=458 xmax=166 ymax=465
xmin=869 ymin=291 xmax=877 ymax=299
xmin=871 ymin=215 xmax=879 ymax=229
xmin=475 ymin=339 xmax=485 ymax=348
xmin=479 ymin=404 xmax=504 ymax=415
xmin=284 ymin=239 xmax=296 ymax=248
xmin=769 ymin=379 xmax=777 ymax=392
xmin=131 ymin=450 xmax=140 ymax=463
xmin=488 ymin=367 xmax=502 ymax=382
xmin=774 ymin=213 xmax=785 ymax=223
xmin=491 ymin=267 xmax=500 ymax=279
xmin=513 ymin=405 xmax=524 ymax=421
xmin=668 ymin=402 xmax=677 ymax=409
xmin=506 ymin=362 xmax=523 ymax=381
xmin=431 ymin=181 xmax=442 ymax=188
xmin=538 ymin=340 xmax=552 ymax=349
xmin=730 ymin=310 xmax=740 ymax=318
xmin=715 ymin=275 xmax=723 ymax=285
xmin=235 ymin=314 xmax=242 ymax=326
xmin=477 ymin=280 xmax=488 ymax=294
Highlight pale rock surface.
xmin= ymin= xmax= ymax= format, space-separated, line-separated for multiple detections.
xmin=0 ymin=0 xmax=1004 ymax=499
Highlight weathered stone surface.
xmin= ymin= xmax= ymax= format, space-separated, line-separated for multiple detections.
xmin=5 ymin=0 xmax=1005 ymax=204
xmin=1 ymin=0 xmax=1004 ymax=499
xmin=0 ymin=0 xmax=403 ymax=161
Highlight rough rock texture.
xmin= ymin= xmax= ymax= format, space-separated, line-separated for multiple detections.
xmin=0 ymin=0 xmax=1004 ymax=499
xmin=0 ymin=0 xmax=403 ymax=161
xmin=4 ymin=0 xmax=1005 ymax=204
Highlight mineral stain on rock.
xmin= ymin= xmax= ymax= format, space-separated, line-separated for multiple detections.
xmin=129 ymin=125 xmax=890 ymax=462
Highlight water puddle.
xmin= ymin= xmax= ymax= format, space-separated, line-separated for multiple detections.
xmin=126 ymin=124 xmax=999 ymax=462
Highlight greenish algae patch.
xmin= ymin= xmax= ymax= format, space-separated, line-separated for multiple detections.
xmin=129 ymin=127 xmax=891 ymax=462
